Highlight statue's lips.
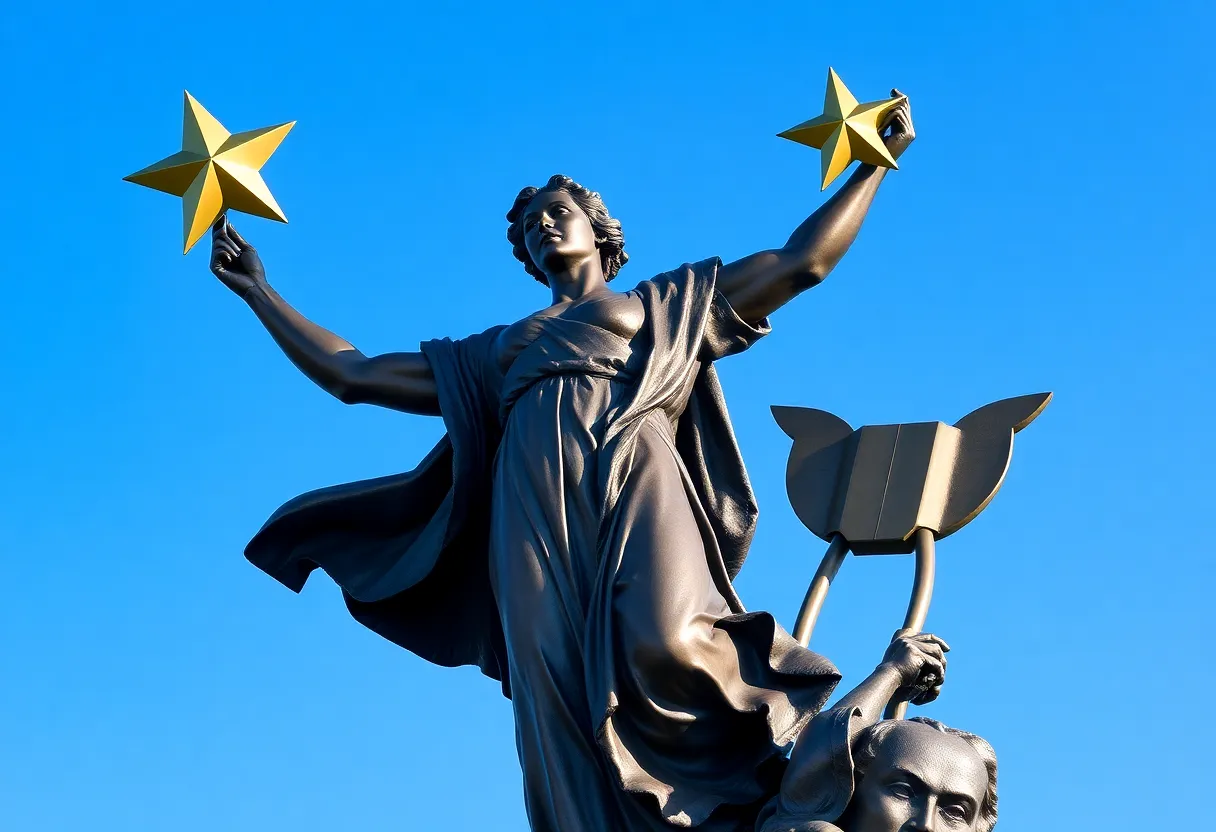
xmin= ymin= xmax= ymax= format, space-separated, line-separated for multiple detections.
xmin=540 ymin=235 xmax=562 ymax=247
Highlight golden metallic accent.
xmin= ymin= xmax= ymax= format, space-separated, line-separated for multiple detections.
xmin=779 ymin=68 xmax=904 ymax=190
xmin=124 ymin=92 xmax=294 ymax=253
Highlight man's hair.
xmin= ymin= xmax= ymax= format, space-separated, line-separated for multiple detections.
xmin=505 ymin=174 xmax=629 ymax=286
xmin=853 ymin=717 xmax=998 ymax=832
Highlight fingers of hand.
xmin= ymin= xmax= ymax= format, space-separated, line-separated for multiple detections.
xmin=213 ymin=238 xmax=239 ymax=261
xmin=227 ymin=223 xmax=254 ymax=251
xmin=908 ymin=639 xmax=946 ymax=667
xmin=210 ymin=215 xmax=251 ymax=254
xmin=909 ymin=632 xmax=950 ymax=653
xmin=211 ymin=238 xmax=240 ymax=274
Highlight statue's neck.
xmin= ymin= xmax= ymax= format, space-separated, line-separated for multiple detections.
xmin=548 ymin=259 xmax=608 ymax=304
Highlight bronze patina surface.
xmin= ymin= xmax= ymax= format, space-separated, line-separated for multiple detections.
xmin=130 ymin=79 xmax=1032 ymax=831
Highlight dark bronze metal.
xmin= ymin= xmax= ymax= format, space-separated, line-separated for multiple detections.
xmin=885 ymin=528 xmax=936 ymax=720
xmin=204 ymin=100 xmax=928 ymax=832
xmin=772 ymin=394 xmax=1051 ymax=555
xmin=759 ymin=630 xmax=997 ymax=830
xmin=200 ymin=95 xmax=1019 ymax=831
xmin=774 ymin=398 xmax=1048 ymax=722
xmin=793 ymin=533 xmax=848 ymax=646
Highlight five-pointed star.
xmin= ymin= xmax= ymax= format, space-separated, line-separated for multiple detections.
xmin=779 ymin=68 xmax=903 ymax=191
xmin=124 ymin=92 xmax=294 ymax=253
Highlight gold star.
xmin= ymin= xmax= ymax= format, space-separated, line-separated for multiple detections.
xmin=779 ymin=68 xmax=904 ymax=190
xmin=124 ymin=92 xmax=294 ymax=253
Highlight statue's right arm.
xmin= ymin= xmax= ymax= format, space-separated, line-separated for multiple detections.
xmin=212 ymin=218 xmax=440 ymax=416
xmin=244 ymin=283 xmax=440 ymax=415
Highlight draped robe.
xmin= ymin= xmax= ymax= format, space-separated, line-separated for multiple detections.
xmin=246 ymin=260 xmax=841 ymax=831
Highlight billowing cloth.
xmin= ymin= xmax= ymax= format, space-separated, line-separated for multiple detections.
xmin=755 ymin=706 xmax=863 ymax=832
xmin=246 ymin=259 xmax=840 ymax=831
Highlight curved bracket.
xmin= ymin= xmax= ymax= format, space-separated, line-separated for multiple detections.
xmin=793 ymin=528 xmax=937 ymax=720
xmin=884 ymin=528 xmax=936 ymax=720
xmin=793 ymin=534 xmax=849 ymax=646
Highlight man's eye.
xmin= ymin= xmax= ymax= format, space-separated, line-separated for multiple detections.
xmin=525 ymin=220 xmax=536 ymax=230
xmin=554 ymin=205 xmax=569 ymax=214
xmin=940 ymin=805 xmax=968 ymax=823
xmin=887 ymin=784 xmax=913 ymax=800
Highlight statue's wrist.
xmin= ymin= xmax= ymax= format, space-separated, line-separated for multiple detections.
xmin=876 ymin=660 xmax=908 ymax=684
xmin=242 ymin=281 xmax=269 ymax=304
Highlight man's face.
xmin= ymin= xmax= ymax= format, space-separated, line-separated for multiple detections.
xmin=850 ymin=722 xmax=989 ymax=832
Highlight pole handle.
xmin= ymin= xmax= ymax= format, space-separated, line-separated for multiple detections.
xmin=793 ymin=534 xmax=849 ymax=647
xmin=884 ymin=528 xmax=937 ymax=720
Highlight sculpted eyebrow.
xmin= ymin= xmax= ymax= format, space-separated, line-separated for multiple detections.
xmin=889 ymin=767 xmax=928 ymax=788
xmin=891 ymin=769 xmax=978 ymax=815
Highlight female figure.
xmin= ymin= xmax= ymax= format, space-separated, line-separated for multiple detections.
xmin=215 ymin=99 xmax=916 ymax=832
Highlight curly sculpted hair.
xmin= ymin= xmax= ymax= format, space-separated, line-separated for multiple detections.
xmin=506 ymin=175 xmax=629 ymax=286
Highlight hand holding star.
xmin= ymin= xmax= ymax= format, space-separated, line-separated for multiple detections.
xmin=124 ymin=92 xmax=294 ymax=253
xmin=210 ymin=217 xmax=267 ymax=299
xmin=881 ymin=90 xmax=916 ymax=161
xmin=780 ymin=69 xmax=915 ymax=190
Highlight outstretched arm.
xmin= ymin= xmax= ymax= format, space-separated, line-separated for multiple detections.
xmin=717 ymin=94 xmax=915 ymax=325
xmin=211 ymin=219 xmax=440 ymax=416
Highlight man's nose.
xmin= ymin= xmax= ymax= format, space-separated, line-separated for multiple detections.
xmin=903 ymin=798 xmax=935 ymax=832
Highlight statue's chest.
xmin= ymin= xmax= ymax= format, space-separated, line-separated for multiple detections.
xmin=494 ymin=293 xmax=645 ymax=373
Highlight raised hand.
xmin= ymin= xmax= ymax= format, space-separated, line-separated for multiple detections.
xmin=210 ymin=215 xmax=268 ymax=298
xmin=881 ymin=629 xmax=948 ymax=706
xmin=881 ymin=90 xmax=916 ymax=160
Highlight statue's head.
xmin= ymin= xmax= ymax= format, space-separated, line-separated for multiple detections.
xmin=506 ymin=175 xmax=629 ymax=286
xmin=843 ymin=718 xmax=997 ymax=832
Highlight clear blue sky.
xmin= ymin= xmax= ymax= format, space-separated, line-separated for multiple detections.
xmin=2 ymin=2 xmax=1212 ymax=829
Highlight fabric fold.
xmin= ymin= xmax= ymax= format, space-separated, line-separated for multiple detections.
xmin=242 ymin=260 xmax=840 ymax=830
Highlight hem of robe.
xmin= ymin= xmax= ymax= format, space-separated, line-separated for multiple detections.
xmin=590 ymin=399 xmax=840 ymax=828
xmin=595 ymin=610 xmax=840 ymax=828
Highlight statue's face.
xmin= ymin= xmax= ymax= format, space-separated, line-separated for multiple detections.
xmin=521 ymin=189 xmax=598 ymax=280
xmin=850 ymin=722 xmax=988 ymax=832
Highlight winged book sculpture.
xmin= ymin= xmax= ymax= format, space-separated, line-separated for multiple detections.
xmin=773 ymin=392 xmax=1052 ymax=555
xmin=771 ymin=392 xmax=1051 ymax=721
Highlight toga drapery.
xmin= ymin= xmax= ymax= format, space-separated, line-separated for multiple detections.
xmin=245 ymin=260 xmax=841 ymax=831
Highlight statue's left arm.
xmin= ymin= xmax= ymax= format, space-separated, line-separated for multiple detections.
xmin=717 ymin=93 xmax=914 ymax=325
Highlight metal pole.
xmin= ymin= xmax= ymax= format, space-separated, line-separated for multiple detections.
xmin=885 ymin=527 xmax=936 ymax=720
xmin=793 ymin=534 xmax=849 ymax=647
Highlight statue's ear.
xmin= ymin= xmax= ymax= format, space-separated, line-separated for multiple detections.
xmin=940 ymin=393 xmax=1052 ymax=537
xmin=772 ymin=405 xmax=853 ymax=443
xmin=954 ymin=392 xmax=1052 ymax=435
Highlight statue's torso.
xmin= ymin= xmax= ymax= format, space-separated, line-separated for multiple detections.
xmin=493 ymin=290 xmax=645 ymax=374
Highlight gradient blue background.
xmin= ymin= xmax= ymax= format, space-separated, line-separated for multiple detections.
xmin=2 ymin=2 xmax=1212 ymax=829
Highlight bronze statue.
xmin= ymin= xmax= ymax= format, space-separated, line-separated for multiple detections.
xmin=210 ymin=97 xmax=921 ymax=832
xmin=758 ymin=631 xmax=996 ymax=832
